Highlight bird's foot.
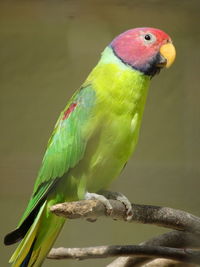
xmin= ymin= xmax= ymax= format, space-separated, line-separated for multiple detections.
xmin=84 ymin=192 xmax=113 ymax=216
xmin=99 ymin=190 xmax=133 ymax=221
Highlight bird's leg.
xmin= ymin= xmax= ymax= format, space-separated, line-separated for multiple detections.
xmin=84 ymin=191 xmax=133 ymax=221
xmin=98 ymin=190 xmax=133 ymax=221
xmin=84 ymin=192 xmax=113 ymax=217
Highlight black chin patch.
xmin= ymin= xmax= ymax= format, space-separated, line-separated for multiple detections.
xmin=110 ymin=45 xmax=165 ymax=77
xmin=132 ymin=53 xmax=166 ymax=77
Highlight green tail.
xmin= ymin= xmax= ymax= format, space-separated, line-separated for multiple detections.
xmin=6 ymin=198 xmax=65 ymax=267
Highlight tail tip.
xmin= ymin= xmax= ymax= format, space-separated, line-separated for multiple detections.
xmin=4 ymin=228 xmax=22 ymax=246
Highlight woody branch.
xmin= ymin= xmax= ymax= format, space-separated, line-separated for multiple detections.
xmin=47 ymin=199 xmax=200 ymax=266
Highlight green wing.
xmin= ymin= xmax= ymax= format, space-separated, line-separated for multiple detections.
xmin=18 ymin=85 xmax=96 ymax=226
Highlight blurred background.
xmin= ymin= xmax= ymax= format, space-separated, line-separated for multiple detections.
xmin=0 ymin=0 xmax=200 ymax=266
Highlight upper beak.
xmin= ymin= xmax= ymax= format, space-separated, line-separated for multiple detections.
xmin=159 ymin=42 xmax=176 ymax=68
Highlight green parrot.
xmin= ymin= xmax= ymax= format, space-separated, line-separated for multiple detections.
xmin=4 ymin=27 xmax=176 ymax=266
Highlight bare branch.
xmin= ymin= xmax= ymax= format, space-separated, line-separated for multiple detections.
xmin=47 ymin=244 xmax=200 ymax=265
xmin=107 ymin=231 xmax=200 ymax=267
xmin=49 ymin=200 xmax=200 ymax=266
xmin=50 ymin=200 xmax=200 ymax=234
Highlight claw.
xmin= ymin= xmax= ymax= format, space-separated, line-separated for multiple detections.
xmin=114 ymin=192 xmax=133 ymax=221
xmin=99 ymin=190 xmax=133 ymax=221
xmin=85 ymin=192 xmax=113 ymax=216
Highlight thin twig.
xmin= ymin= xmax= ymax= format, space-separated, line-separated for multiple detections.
xmin=47 ymin=244 xmax=200 ymax=265
xmin=50 ymin=200 xmax=200 ymax=234
xmin=107 ymin=230 xmax=200 ymax=267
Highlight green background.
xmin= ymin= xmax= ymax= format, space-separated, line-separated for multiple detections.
xmin=0 ymin=0 xmax=199 ymax=266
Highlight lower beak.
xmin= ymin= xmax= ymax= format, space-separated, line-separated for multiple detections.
xmin=159 ymin=42 xmax=176 ymax=68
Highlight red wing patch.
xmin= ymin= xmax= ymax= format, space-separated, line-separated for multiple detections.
xmin=62 ymin=103 xmax=77 ymax=120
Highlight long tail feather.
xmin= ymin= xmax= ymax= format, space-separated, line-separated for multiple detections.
xmin=20 ymin=240 xmax=35 ymax=267
xmin=10 ymin=201 xmax=46 ymax=266
xmin=9 ymin=199 xmax=65 ymax=267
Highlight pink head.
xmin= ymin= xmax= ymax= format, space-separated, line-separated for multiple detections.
xmin=110 ymin=27 xmax=176 ymax=76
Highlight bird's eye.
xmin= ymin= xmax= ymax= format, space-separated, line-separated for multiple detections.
xmin=143 ymin=33 xmax=156 ymax=44
xmin=144 ymin=34 xmax=151 ymax=41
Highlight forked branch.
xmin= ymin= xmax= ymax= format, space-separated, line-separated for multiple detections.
xmin=48 ymin=199 xmax=200 ymax=266
xmin=107 ymin=230 xmax=200 ymax=267
xmin=48 ymin=244 xmax=200 ymax=264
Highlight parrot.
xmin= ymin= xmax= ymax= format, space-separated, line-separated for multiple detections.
xmin=4 ymin=27 xmax=176 ymax=266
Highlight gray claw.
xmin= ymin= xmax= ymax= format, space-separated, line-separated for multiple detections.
xmin=85 ymin=192 xmax=113 ymax=216
xmin=114 ymin=192 xmax=133 ymax=221
xmin=99 ymin=191 xmax=133 ymax=221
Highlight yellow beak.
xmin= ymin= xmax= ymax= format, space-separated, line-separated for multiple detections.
xmin=160 ymin=42 xmax=176 ymax=68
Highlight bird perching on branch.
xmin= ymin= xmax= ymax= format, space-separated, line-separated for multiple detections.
xmin=4 ymin=27 xmax=176 ymax=266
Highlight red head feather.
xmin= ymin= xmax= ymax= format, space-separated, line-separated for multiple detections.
xmin=110 ymin=27 xmax=173 ymax=76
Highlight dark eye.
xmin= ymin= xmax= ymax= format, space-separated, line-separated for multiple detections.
xmin=144 ymin=34 xmax=151 ymax=41
xmin=143 ymin=33 xmax=156 ymax=44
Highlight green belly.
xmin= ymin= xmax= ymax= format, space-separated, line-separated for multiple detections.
xmin=68 ymin=111 xmax=140 ymax=198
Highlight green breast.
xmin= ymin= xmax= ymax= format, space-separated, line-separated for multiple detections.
xmin=71 ymin=47 xmax=151 ymax=195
